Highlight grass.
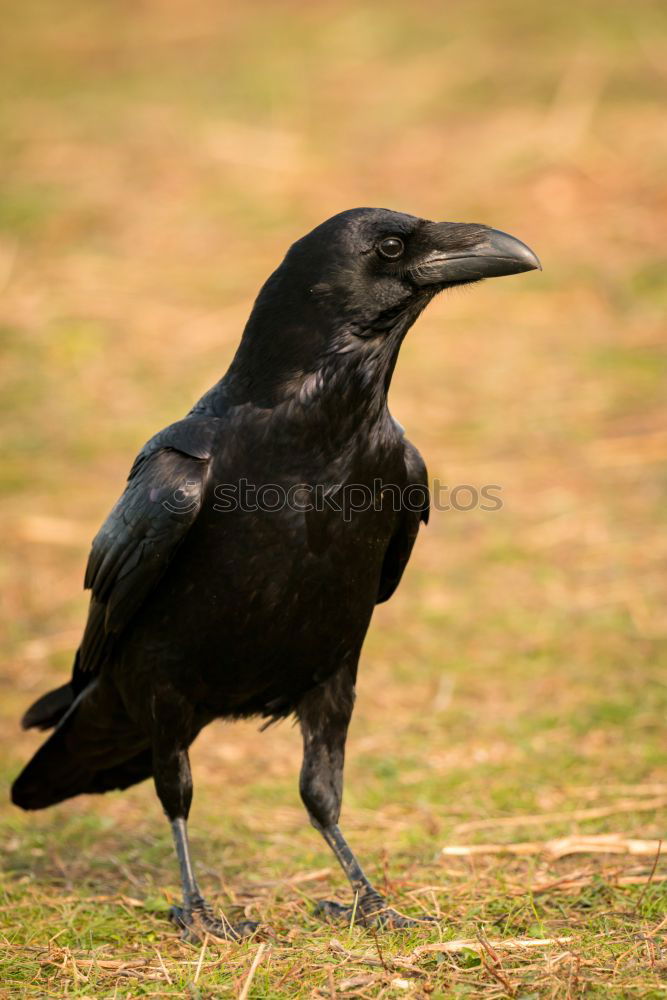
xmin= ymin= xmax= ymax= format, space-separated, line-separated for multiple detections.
xmin=1 ymin=0 xmax=667 ymax=995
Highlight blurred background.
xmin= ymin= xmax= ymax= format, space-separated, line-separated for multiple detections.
xmin=1 ymin=0 xmax=666 ymax=993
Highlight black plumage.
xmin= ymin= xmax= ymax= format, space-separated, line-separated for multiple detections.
xmin=12 ymin=208 xmax=539 ymax=938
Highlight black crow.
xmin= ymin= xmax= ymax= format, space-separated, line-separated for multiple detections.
xmin=12 ymin=208 xmax=539 ymax=939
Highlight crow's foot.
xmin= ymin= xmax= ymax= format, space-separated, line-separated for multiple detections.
xmin=170 ymin=899 xmax=259 ymax=943
xmin=314 ymin=890 xmax=437 ymax=930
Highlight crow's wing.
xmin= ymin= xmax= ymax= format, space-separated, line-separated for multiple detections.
xmin=376 ymin=438 xmax=429 ymax=604
xmin=78 ymin=417 xmax=220 ymax=675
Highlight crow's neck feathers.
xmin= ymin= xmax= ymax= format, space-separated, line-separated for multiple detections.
xmin=212 ymin=264 xmax=434 ymax=428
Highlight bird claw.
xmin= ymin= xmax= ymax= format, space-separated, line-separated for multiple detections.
xmin=314 ymin=896 xmax=438 ymax=930
xmin=169 ymin=901 xmax=259 ymax=943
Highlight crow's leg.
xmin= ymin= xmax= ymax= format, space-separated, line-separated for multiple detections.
xmin=153 ymin=743 xmax=258 ymax=942
xmin=298 ymin=668 xmax=435 ymax=930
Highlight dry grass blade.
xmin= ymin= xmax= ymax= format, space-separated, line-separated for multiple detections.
xmin=41 ymin=954 xmax=149 ymax=972
xmin=443 ymin=834 xmax=665 ymax=859
xmin=632 ymin=839 xmax=662 ymax=916
xmin=238 ymin=941 xmax=268 ymax=1000
xmin=453 ymin=798 xmax=667 ymax=833
xmin=155 ymin=949 xmax=172 ymax=985
xmin=337 ymin=973 xmax=377 ymax=992
xmin=328 ymin=939 xmax=417 ymax=973
xmin=530 ymin=871 xmax=667 ymax=894
xmin=193 ymin=934 xmax=209 ymax=986
xmin=413 ymin=937 xmax=573 ymax=957
xmin=255 ymin=867 xmax=332 ymax=888
xmin=477 ymin=930 xmax=517 ymax=997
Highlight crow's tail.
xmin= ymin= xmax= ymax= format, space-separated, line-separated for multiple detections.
xmin=11 ymin=730 xmax=153 ymax=809
xmin=21 ymin=683 xmax=74 ymax=731
xmin=12 ymin=680 xmax=152 ymax=811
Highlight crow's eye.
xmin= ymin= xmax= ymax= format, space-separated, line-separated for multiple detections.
xmin=377 ymin=236 xmax=404 ymax=260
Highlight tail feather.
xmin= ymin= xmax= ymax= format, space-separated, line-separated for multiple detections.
xmin=21 ymin=683 xmax=74 ymax=731
xmin=12 ymin=680 xmax=152 ymax=811
xmin=12 ymin=726 xmax=95 ymax=809
xmin=11 ymin=730 xmax=153 ymax=809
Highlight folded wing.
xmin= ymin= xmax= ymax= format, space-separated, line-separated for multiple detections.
xmin=79 ymin=417 xmax=219 ymax=675
xmin=376 ymin=438 xmax=429 ymax=604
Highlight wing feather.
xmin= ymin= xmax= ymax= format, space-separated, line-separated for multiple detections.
xmin=78 ymin=417 xmax=219 ymax=674
xmin=376 ymin=438 xmax=429 ymax=604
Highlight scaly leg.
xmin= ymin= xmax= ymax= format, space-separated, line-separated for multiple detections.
xmin=153 ymin=744 xmax=258 ymax=942
xmin=298 ymin=667 xmax=436 ymax=929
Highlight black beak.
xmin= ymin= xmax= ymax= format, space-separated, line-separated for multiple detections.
xmin=410 ymin=223 xmax=541 ymax=286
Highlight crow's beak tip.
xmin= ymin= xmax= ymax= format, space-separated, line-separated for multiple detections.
xmin=411 ymin=223 xmax=541 ymax=286
xmin=484 ymin=229 xmax=541 ymax=276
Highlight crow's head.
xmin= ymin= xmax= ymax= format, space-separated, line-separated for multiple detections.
xmin=287 ymin=207 xmax=540 ymax=334
xmin=233 ymin=208 xmax=539 ymax=406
